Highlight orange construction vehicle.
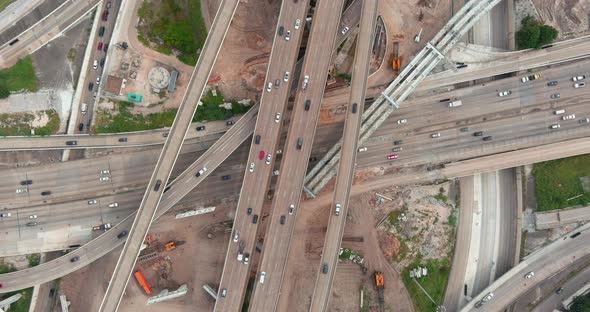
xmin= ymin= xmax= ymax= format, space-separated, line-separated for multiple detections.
xmin=134 ymin=270 xmax=152 ymax=295
xmin=164 ymin=241 xmax=177 ymax=251
xmin=374 ymin=271 xmax=385 ymax=307
xmin=391 ymin=42 xmax=401 ymax=72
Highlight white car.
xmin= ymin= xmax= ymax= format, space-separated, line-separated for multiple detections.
xmin=275 ymin=112 xmax=281 ymax=123
xmin=100 ymin=169 xmax=110 ymax=174
xmin=482 ymin=293 xmax=494 ymax=302
xmin=295 ymin=19 xmax=301 ymax=30
xmin=580 ymin=118 xmax=590 ymax=123
xmin=283 ymin=71 xmax=290 ymax=82
xmin=233 ymin=233 xmax=239 ymax=242
xmin=562 ymin=114 xmax=576 ymax=120
xmin=259 ymin=271 xmax=266 ymax=284
xmin=572 ymin=75 xmax=586 ymax=81
xmin=550 ymin=124 xmax=561 ymax=129
xmin=341 ymin=26 xmax=349 ymax=34
xmin=88 ymin=199 xmax=97 ymax=205
xmin=498 ymin=90 xmax=512 ymax=97
xmin=249 ymin=162 xmax=255 ymax=172
xmin=574 ymin=82 xmax=585 ymax=88
xmin=524 ymin=271 xmax=535 ymax=279
xmin=108 ymin=202 xmax=119 ymax=208
xmin=92 ymin=60 xmax=98 ymax=70
xmin=358 ymin=147 xmax=367 ymax=152
xmin=285 ymin=30 xmax=291 ymax=41
xmin=272 ymin=169 xmax=280 ymax=176
xmin=237 ymin=252 xmax=243 ymax=262
xmin=266 ymin=154 xmax=272 ymax=165
xmin=99 ymin=176 xmax=110 ymax=182
xmin=289 ymin=204 xmax=295 ymax=215
xmin=16 ymin=189 xmax=27 ymax=194
xmin=0 ymin=213 xmax=11 ymax=218
xmin=266 ymin=82 xmax=272 ymax=92
xmin=96 ymin=77 xmax=101 ymax=85
xmin=397 ymin=119 xmax=407 ymax=124
xmin=302 ymin=75 xmax=309 ymax=90
xmin=431 ymin=132 xmax=441 ymax=138
xmin=29 ymin=215 xmax=37 ymax=219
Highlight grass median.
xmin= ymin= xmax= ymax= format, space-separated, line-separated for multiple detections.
xmin=402 ymin=258 xmax=451 ymax=312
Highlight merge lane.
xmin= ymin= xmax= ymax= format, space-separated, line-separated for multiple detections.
xmin=98 ymin=0 xmax=241 ymax=310
xmin=308 ymin=0 xmax=378 ymax=310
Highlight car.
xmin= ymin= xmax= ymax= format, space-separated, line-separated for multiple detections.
xmin=475 ymin=301 xmax=484 ymax=308
xmin=358 ymin=147 xmax=367 ymax=152
xmin=66 ymin=141 xmax=77 ymax=146
xmin=226 ymin=120 xmax=234 ymax=126
xmin=222 ymin=175 xmax=231 ymax=180
xmin=20 ymin=180 xmax=33 ymax=185
xmin=247 ymin=207 xmax=252 ymax=215
xmin=233 ymin=233 xmax=239 ymax=242
xmin=285 ymin=30 xmax=291 ymax=41
xmin=106 ymin=1 xmax=111 ymax=9
xmin=244 ymin=252 xmax=249 ymax=264
xmin=387 ymin=154 xmax=399 ymax=160
xmin=305 ymin=99 xmax=311 ymax=111
xmin=98 ymin=26 xmax=105 ymax=37
xmin=556 ymin=287 xmax=564 ymax=294
xmin=272 ymin=169 xmax=280 ymax=176
xmin=278 ymin=26 xmax=284 ymax=36
xmin=302 ymin=75 xmax=309 ymax=90
xmin=574 ymin=82 xmax=585 ymax=88
xmin=97 ymin=42 xmax=103 ymax=50
xmin=550 ymin=124 xmax=561 ymax=129
xmin=431 ymin=132 xmax=441 ymax=138
xmin=221 ymin=288 xmax=227 ymax=298
xmin=41 ymin=191 xmax=51 ymax=196
xmin=93 ymin=92 xmax=98 ymax=98
xmin=473 ymin=131 xmax=483 ymax=136
xmin=296 ymin=137 xmax=303 ymax=149
xmin=352 ymin=103 xmax=358 ymax=113
xmin=275 ymin=112 xmax=281 ymax=123
xmin=88 ymin=199 xmax=97 ymax=205
xmin=93 ymin=60 xmax=98 ymax=70
xmin=283 ymin=71 xmax=290 ymax=82
xmin=154 ymin=179 xmax=162 ymax=191
xmin=554 ymin=109 xmax=566 ymax=115
xmin=26 ymin=222 xmax=37 ymax=226
xmin=99 ymin=176 xmax=109 ymax=182
xmin=397 ymin=119 xmax=407 ymax=124
xmin=16 ymin=189 xmax=27 ymax=194
xmin=88 ymin=82 xmax=94 ymax=91
xmin=276 ymin=149 xmax=282 ymax=155
xmin=0 ymin=213 xmax=11 ymax=218
xmin=521 ymin=74 xmax=541 ymax=82
xmin=579 ymin=118 xmax=590 ymax=123
xmin=96 ymin=77 xmax=101 ymax=85
xmin=460 ymin=127 xmax=470 ymax=132
xmin=78 ymin=123 xmax=84 ymax=131
xmin=551 ymin=93 xmax=561 ymax=99
xmin=335 ymin=203 xmax=341 ymax=216
xmin=70 ymin=256 xmax=80 ymax=262
xmin=483 ymin=136 xmax=493 ymax=141
xmin=266 ymin=82 xmax=272 ymax=92
xmin=108 ymin=203 xmax=118 ymax=208
xmin=547 ymin=81 xmax=558 ymax=86
xmin=100 ymin=58 xmax=105 ymax=67
xmin=249 ymin=162 xmax=255 ymax=172
xmin=102 ymin=10 xmax=109 ymax=21
xmin=572 ymin=75 xmax=586 ymax=81
xmin=562 ymin=114 xmax=576 ymax=120
xmin=253 ymin=214 xmax=259 ymax=224
xmin=266 ymin=154 xmax=272 ymax=165
xmin=259 ymin=271 xmax=266 ymax=283
xmin=341 ymin=26 xmax=349 ymax=34
xmin=524 ymin=271 xmax=535 ymax=279
xmin=29 ymin=215 xmax=37 ymax=219
xmin=274 ymin=79 xmax=280 ymax=89
xmin=280 ymin=215 xmax=286 ymax=224
xmin=482 ymin=292 xmax=494 ymax=302
xmin=118 ymin=137 xmax=128 ymax=142
xmin=295 ymin=19 xmax=301 ymax=30
xmin=394 ymin=140 xmax=403 ymax=145
xmin=322 ymin=263 xmax=329 ymax=274
xmin=117 ymin=231 xmax=128 ymax=239
xmin=100 ymin=169 xmax=110 ymax=174
xmin=103 ymin=43 xmax=108 ymax=52
xmin=162 ymin=132 xmax=169 ymax=137
xmin=49 ymin=288 xmax=55 ymax=297
xmin=255 ymin=135 xmax=261 ymax=144
xmin=196 ymin=126 xmax=206 ymax=131
xmin=392 ymin=147 xmax=402 ymax=152
xmin=195 ymin=167 xmax=207 ymax=177
xmin=498 ymin=90 xmax=512 ymax=97
xmin=289 ymin=204 xmax=295 ymax=215
xmin=259 ymin=150 xmax=265 ymax=160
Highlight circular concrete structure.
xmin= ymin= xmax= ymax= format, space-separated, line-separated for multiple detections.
xmin=148 ymin=66 xmax=171 ymax=89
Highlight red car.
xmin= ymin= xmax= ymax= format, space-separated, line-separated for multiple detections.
xmin=387 ymin=154 xmax=399 ymax=160
xmin=259 ymin=151 xmax=265 ymax=160
xmin=97 ymin=42 xmax=103 ymax=50
xmin=102 ymin=10 xmax=109 ymax=21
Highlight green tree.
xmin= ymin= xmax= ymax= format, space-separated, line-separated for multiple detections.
xmin=538 ymin=24 xmax=559 ymax=47
xmin=163 ymin=21 xmax=197 ymax=53
xmin=517 ymin=16 xmax=559 ymax=50
xmin=568 ymin=293 xmax=590 ymax=312
xmin=0 ymin=85 xmax=9 ymax=99
xmin=517 ymin=25 xmax=541 ymax=49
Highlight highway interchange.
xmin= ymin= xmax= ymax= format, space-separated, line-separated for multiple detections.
xmin=1 ymin=0 xmax=590 ymax=311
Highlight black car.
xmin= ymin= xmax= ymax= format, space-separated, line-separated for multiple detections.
xmin=280 ymin=215 xmax=286 ymax=225
xmin=26 ymin=222 xmax=37 ymax=226
xmin=351 ymin=103 xmax=357 ymax=113
xmin=222 ymin=175 xmax=231 ymax=180
xmin=393 ymin=140 xmax=403 ymax=146
xmin=547 ymin=81 xmax=558 ymax=87
xmin=196 ymin=126 xmax=206 ymax=131
xmin=278 ymin=26 xmax=284 ymax=36
xmin=473 ymin=131 xmax=484 ymax=137
xmin=88 ymin=82 xmax=94 ymax=91
xmin=322 ymin=263 xmax=329 ymax=274
xmin=255 ymin=135 xmax=261 ymax=144
xmin=117 ymin=231 xmax=128 ymax=239
xmin=247 ymin=207 xmax=252 ymax=215
xmin=100 ymin=58 xmax=105 ymax=67
xmin=483 ymin=136 xmax=493 ymax=141
xmin=78 ymin=123 xmax=84 ymax=131
xmin=70 ymin=256 xmax=80 ymax=262
xmin=65 ymin=141 xmax=77 ymax=146
xmin=556 ymin=287 xmax=564 ymax=294
xmin=49 ymin=288 xmax=55 ymax=297
xmin=153 ymin=179 xmax=162 ymax=191
xmin=226 ymin=120 xmax=234 ymax=126
xmin=296 ymin=137 xmax=303 ymax=150
xmin=41 ymin=191 xmax=51 ymax=196
xmin=253 ymin=214 xmax=259 ymax=224
xmin=98 ymin=26 xmax=105 ymax=37
xmin=305 ymin=99 xmax=311 ymax=111
xmin=162 ymin=132 xmax=169 ymax=137
xmin=20 ymin=180 xmax=33 ymax=185
xmin=118 ymin=137 xmax=128 ymax=142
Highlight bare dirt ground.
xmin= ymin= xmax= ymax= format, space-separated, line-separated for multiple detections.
xmin=532 ymin=0 xmax=590 ymax=39
xmin=59 ymin=196 xmax=238 ymax=312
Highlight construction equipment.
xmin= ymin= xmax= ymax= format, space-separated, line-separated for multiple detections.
xmin=134 ymin=270 xmax=152 ymax=295
xmin=391 ymin=42 xmax=401 ymax=72
xmin=414 ymin=28 xmax=423 ymax=43
xmin=374 ymin=271 xmax=385 ymax=310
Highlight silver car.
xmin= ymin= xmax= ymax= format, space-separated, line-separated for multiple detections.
xmin=275 ymin=112 xmax=281 ymax=123
xmin=295 ymin=19 xmax=301 ymax=30
xmin=285 ymin=30 xmax=291 ymax=41
xmin=266 ymin=154 xmax=272 ymax=165
xmin=249 ymin=162 xmax=255 ymax=172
